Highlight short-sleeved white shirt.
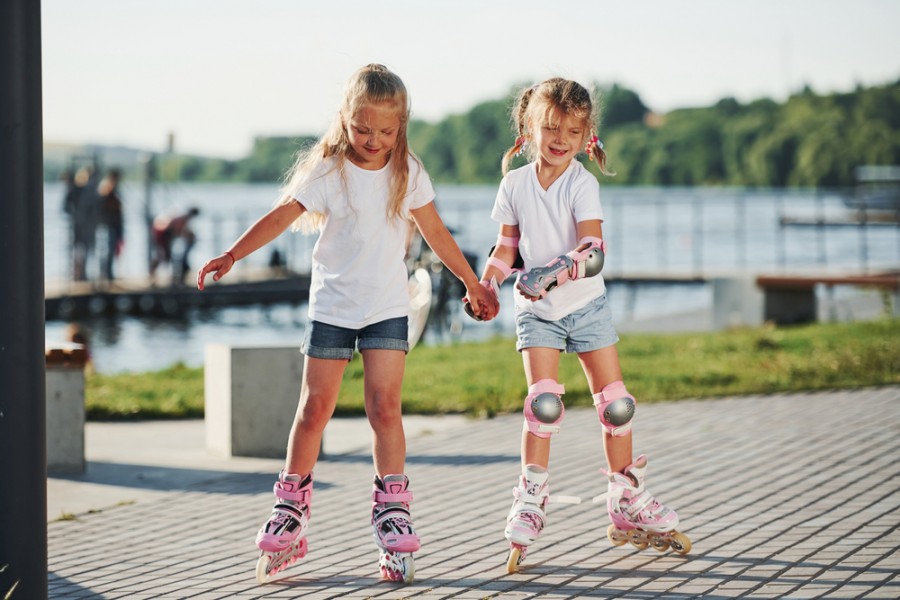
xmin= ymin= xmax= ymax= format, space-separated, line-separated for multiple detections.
xmin=291 ymin=155 xmax=435 ymax=329
xmin=491 ymin=160 xmax=606 ymax=321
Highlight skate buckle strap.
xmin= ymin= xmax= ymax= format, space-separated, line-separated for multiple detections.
xmin=625 ymin=491 xmax=655 ymax=516
xmin=592 ymin=485 xmax=623 ymax=505
xmin=548 ymin=494 xmax=582 ymax=504
xmin=593 ymin=469 xmax=630 ymax=504
xmin=512 ymin=486 xmax=548 ymax=505
xmin=373 ymin=489 xmax=413 ymax=504
xmin=274 ymin=484 xmax=310 ymax=503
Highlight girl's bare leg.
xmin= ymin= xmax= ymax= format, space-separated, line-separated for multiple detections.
xmin=361 ymin=348 xmax=407 ymax=476
xmin=520 ymin=347 xmax=562 ymax=468
xmin=284 ymin=355 xmax=347 ymax=475
xmin=578 ymin=345 xmax=632 ymax=473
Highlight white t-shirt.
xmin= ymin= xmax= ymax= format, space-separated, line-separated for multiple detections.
xmin=291 ymin=155 xmax=435 ymax=328
xmin=491 ymin=160 xmax=606 ymax=321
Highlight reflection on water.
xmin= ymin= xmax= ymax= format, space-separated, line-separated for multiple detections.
xmin=46 ymin=282 xmax=714 ymax=374
xmin=43 ymin=182 xmax=898 ymax=374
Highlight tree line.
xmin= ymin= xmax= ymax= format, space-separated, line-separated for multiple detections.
xmin=120 ymin=79 xmax=900 ymax=188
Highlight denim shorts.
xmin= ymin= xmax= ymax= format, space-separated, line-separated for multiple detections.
xmin=516 ymin=294 xmax=619 ymax=353
xmin=301 ymin=317 xmax=409 ymax=360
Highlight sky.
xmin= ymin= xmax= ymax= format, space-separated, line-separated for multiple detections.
xmin=41 ymin=0 xmax=900 ymax=159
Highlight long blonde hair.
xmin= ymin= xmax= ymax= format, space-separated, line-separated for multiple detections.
xmin=278 ymin=64 xmax=417 ymax=233
xmin=501 ymin=77 xmax=613 ymax=177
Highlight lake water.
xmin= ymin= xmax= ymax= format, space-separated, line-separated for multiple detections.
xmin=43 ymin=182 xmax=900 ymax=373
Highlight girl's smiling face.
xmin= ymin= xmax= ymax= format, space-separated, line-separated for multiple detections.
xmin=346 ymin=101 xmax=402 ymax=170
xmin=531 ymin=110 xmax=587 ymax=170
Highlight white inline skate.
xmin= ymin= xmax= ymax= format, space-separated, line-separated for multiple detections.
xmin=504 ymin=465 xmax=582 ymax=573
xmin=595 ymin=456 xmax=691 ymax=554
xmin=504 ymin=464 xmax=550 ymax=573
xmin=254 ymin=471 xmax=312 ymax=583
xmin=372 ymin=474 xmax=420 ymax=583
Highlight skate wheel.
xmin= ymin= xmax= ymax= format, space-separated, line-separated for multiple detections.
xmin=401 ymin=555 xmax=415 ymax=584
xmin=506 ymin=544 xmax=525 ymax=574
xmin=607 ymin=524 xmax=628 ymax=547
xmin=627 ymin=530 xmax=650 ymax=551
xmin=651 ymin=535 xmax=670 ymax=552
xmin=255 ymin=537 xmax=308 ymax=584
xmin=669 ymin=531 xmax=692 ymax=555
xmin=379 ymin=551 xmax=415 ymax=584
xmin=255 ymin=553 xmax=273 ymax=584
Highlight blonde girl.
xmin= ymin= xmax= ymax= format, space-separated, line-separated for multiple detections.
xmin=198 ymin=64 xmax=498 ymax=584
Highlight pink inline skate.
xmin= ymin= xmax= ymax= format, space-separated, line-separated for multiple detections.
xmin=254 ymin=471 xmax=312 ymax=583
xmin=372 ymin=474 xmax=420 ymax=583
xmin=504 ymin=464 xmax=550 ymax=573
xmin=596 ymin=456 xmax=691 ymax=554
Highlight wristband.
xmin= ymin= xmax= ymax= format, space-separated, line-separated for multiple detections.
xmin=224 ymin=251 xmax=237 ymax=264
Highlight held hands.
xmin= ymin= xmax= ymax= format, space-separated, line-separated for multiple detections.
xmin=463 ymin=278 xmax=500 ymax=321
xmin=197 ymin=252 xmax=236 ymax=290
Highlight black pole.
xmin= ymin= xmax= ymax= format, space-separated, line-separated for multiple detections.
xmin=143 ymin=153 xmax=156 ymax=273
xmin=0 ymin=0 xmax=48 ymax=599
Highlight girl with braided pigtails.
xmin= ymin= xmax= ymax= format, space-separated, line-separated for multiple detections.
xmin=474 ymin=78 xmax=691 ymax=573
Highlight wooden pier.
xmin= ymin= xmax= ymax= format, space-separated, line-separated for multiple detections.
xmin=45 ymin=270 xmax=311 ymax=320
xmin=44 ymin=270 xmax=708 ymax=321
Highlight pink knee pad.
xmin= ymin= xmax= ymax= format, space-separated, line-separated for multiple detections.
xmin=524 ymin=379 xmax=565 ymax=438
xmin=593 ymin=380 xmax=635 ymax=437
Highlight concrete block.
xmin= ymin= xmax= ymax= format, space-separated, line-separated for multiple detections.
xmin=764 ymin=288 xmax=817 ymax=324
xmin=205 ymin=344 xmax=304 ymax=458
xmin=712 ymin=277 xmax=764 ymax=329
xmin=46 ymin=360 xmax=86 ymax=474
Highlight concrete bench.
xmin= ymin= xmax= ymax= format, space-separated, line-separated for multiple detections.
xmin=755 ymin=273 xmax=899 ymax=325
xmin=204 ymin=344 xmax=304 ymax=458
xmin=712 ymin=273 xmax=899 ymax=327
xmin=46 ymin=344 xmax=88 ymax=474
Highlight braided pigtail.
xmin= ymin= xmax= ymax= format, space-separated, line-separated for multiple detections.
xmin=585 ymin=133 xmax=615 ymax=177
xmin=501 ymin=86 xmax=536 ymax=175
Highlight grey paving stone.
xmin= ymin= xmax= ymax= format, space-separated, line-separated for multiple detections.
xmin=46 ymin=386 xmax=900 ymax=599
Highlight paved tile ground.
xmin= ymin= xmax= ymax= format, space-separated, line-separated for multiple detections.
xmin=48 ymin=387 xmax=900 ymax=599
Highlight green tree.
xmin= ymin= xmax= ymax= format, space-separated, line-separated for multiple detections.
xmin=599 ymin=84 xmax=649 ymax=127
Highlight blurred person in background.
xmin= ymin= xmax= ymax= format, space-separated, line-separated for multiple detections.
xmin=98 ymin=168 xmax=124 ymax=282
xmin=150 ymin=207 xmax=200 ymax=285
xmin=63 ymin=166 xmax=100 ymax=281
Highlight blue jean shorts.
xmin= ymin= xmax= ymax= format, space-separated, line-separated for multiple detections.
xmin=516 ymin=294 xmax=619 ymax=353
xmin=301 ymin=317 xmax=409 ymax=360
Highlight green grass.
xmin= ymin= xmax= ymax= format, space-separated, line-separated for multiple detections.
xmin=85 ymin=318 xmax=900 ymax=420
xmin=86 ymin=362 xmax=204 ymax=419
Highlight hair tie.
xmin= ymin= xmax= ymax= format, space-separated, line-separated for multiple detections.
xmin=586 ymin=135 xmax=602 ymax=159
xmin=514 ymin=135 xmax=527 ymax=157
